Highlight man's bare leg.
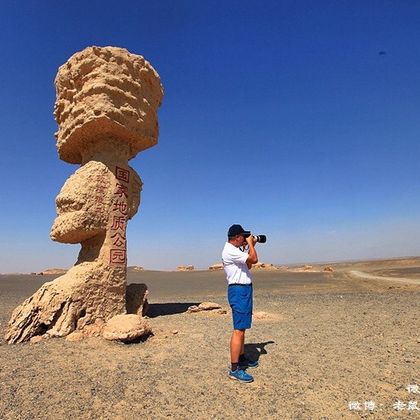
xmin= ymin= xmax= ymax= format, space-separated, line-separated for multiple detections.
xmin=231 ymin=329 xmax=245 ymax=364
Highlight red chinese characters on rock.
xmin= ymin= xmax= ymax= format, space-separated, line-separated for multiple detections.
xmin=116 ymin=166 xmax=130 ymax=183
xmin=110 ymin=249 xmax=127 ymax=265
xmin=109 ymin=166 xmax=130 ymax=265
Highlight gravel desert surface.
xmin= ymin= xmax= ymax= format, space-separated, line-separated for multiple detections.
xmin=0 ymin=258 xmax=419 ymax=419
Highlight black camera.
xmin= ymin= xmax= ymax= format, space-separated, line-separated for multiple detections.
xmin=243 ymin=232 xmax=267 ymax=243
xmin=253 ymin=235 xmax=267 ymax=243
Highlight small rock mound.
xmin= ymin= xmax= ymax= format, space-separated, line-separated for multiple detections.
xmin=323 ymin=266 xmax=334 ymax=272
xmin=102 ymin=314 xmax=151 ymax=342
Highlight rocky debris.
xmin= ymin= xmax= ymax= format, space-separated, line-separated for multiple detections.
xmin=64 ymin=319 xmax=106 ymax=341
xmin=187 ymin=302 xmax=224 ymax=313
xmin=198 ymin=302 xmax=222 ymax=311
xmin=102 ymin=314 xmax=151 ymax=342
xmin=177 ymin=265 xmax=194 ymax=271
xmin=187 ymin=305 xmax=200 ymax=313
xmin=323 ymin=266 xmax=334 ymax=272
xmin=253 ymin=262 xmax=278 ymax=270
xmin=209 ymin=263 xmax=224 ymax=270
xmin=29 ymin=335 xmax=44 ymax=345
xmin=126 ymin=283 xmax=148 ymax=316
xmin=5 ymin=46 xmax=163 ymax=343
xmin=82 ymin=319 xmax=106 ymax=337
xmin=65 ymin=331 xmax=85 ymax=342
xmin=172 ymin=330 xmax=178 ymax=335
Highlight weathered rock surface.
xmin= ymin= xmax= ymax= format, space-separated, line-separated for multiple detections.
xmin=5 ymin=46 xmax=163 ymax=344
xmin=54 ymin=46 xmax=164 ymax=164
xmin=5 ymin=262 xmax=126 ymax=343
xmin=102 ymin=314 xmax=151 ymax=342
xmin=126 ymin=283 xmax=148 ymax=316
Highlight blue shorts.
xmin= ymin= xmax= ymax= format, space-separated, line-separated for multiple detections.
xmin=228 ymin=284 xmax=253 ymax=330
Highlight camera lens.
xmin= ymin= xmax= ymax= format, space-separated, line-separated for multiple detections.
xmin=254 ymin=235 xmax=267 ymax=243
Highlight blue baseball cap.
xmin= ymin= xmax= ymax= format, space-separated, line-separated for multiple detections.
xmin=228 ymin=224 xmax=251 ymax=238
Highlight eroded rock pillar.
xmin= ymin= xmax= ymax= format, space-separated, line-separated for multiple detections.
xmin=5 ymin=46 xmax=163 ymax=343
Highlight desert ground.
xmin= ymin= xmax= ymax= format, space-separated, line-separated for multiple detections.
xmin=0 ymin=258 xmax=419 ymax=419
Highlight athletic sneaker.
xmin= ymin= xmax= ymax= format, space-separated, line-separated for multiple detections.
xmin=239 ymin=358 xmax=259 ymax=369
xmin=228 ymin=368 xmax=254 ymax=383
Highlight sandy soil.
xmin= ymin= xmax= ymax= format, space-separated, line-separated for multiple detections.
xmin=0 ymin=260 xmax=419 ymax=419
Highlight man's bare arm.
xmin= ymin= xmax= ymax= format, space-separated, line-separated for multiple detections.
xmin=246 ymin=236 xmax=258 ymax=269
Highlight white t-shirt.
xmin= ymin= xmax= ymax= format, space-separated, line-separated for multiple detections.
xmin=222 ymin=242 xmax=252 ymax=285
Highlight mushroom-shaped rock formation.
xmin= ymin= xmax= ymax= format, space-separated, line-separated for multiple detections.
xmin=5 ymin=46 xmax=163 ymax=344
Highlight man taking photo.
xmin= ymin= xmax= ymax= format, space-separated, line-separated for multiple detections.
xmin=222 ymin=224 xmax=259 ymax=383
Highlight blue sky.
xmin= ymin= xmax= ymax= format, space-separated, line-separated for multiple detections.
xmin=0 ymin=0 xmax=419 ymax=272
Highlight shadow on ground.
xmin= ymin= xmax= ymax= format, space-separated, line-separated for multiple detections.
xmin=146 ymin=302 xmax=199 ymax=318
xmin=245 ymin=340 xmax=275 ymax=361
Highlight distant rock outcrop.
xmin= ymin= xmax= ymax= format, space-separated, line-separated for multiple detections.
xmin=253 ymin=262 xmax=278 ymax=270
xmin=40 ymin=268 xmax=67 ymax=275
xmin=209 ymin=263 xmax=224 ymax=271
xmin=177 ymin=265 xmax=194 ymax=271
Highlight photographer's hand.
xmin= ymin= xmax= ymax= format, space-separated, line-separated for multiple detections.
xmin=246 ymin=235 xmax=257 ymax=247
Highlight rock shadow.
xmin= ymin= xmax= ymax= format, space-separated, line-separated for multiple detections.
xmin=146 ymin=302 xmax=199 ymax=318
